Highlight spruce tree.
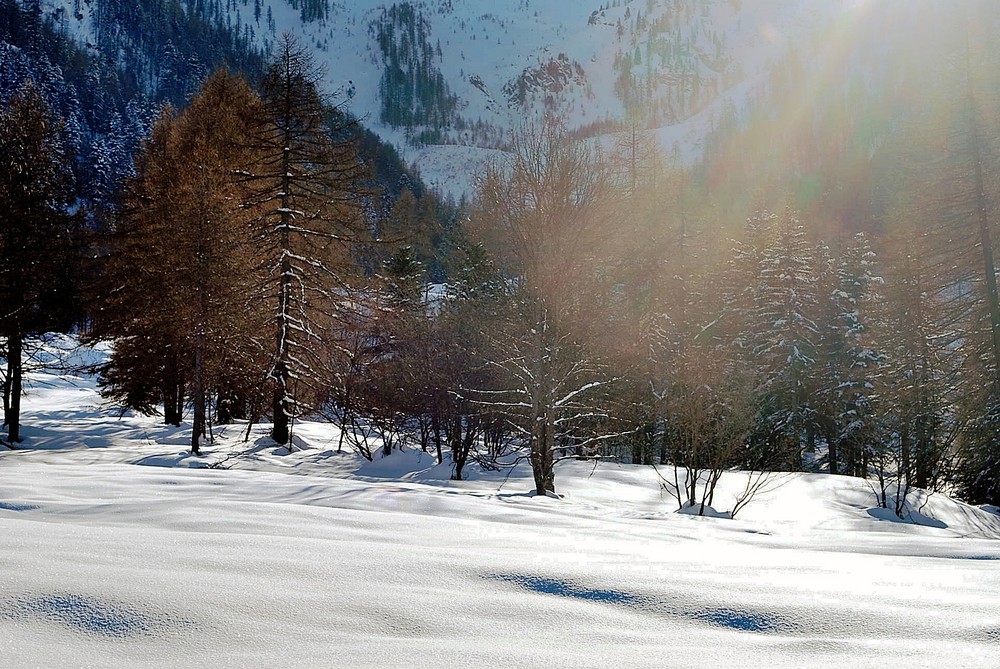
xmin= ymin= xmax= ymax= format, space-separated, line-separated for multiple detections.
xmin=817 ymin=234 xmax=882 ymax=476
xmin=723 ymin=210 xmax=818 ymax=469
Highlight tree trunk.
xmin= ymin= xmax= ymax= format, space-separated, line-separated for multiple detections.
xmin=450 ymin=417 xmax=467 ymax=481
xmin=163 ymin=353 xmax=183 ymax=427
xmin=529 ymin=304 xmax=555 ymax=496
xmin=531 ymin=439 xmax=555 ymax=495
xmin=191 ymin=335 xmax=205 ymax=455
xmin=271 ymin=284 xmax=291 ymax=446
xmin=901 ymin=426 xmax=912 ymax=487
xmin=658 ymin=423 xmax=668 ymax=465
xmin=432 ymin=413 xmax=443 ymax=465
xmin=3 ymin=345 xmax=13 ymax=428
xmin=271 ymin=146 xmax=293 ymax=446
xmin=688 ymin=465 xmax=698 ymax=508
xmin=530 ymin=403 xmax=556 ymax=495
xmin=914 ymin=414 xmax=930 ymax=490
xmin=6 ymin=334 xmax=22 ymax=444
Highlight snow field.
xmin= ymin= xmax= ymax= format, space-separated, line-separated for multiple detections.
xmin=1 ymin=338 xmax=1000 ymax=667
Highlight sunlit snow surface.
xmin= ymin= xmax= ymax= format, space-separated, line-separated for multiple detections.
xmin=2 ymin=336 xmax=1000 ymax=667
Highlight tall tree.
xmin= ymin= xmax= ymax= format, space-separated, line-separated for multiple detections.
xmin=873 ymin=0 xmax=1000 ymax=502
xmin=950 ymin=1 xmax=1000 ymax=504
xmin=0 ymin=82 xmax=74 ymax=445
xmin=92 ymin=110 xmax=188 ymax=427
xmin=93 ymin=69 xmax=266 ymax=453
xmin=243 ymin=33 xmax=367 ymax=445
xmin=172 ymin=68 xmax=267 ymax=453
xmin=722 ymin=210 xmax=819 ymax=469
xmin=813 ymin=234 xmax=882 ymax=476
xmin=471 ymin=120 xmax=620 ymax=496
xmin=875 ymin=230 xmax=956 ymax=493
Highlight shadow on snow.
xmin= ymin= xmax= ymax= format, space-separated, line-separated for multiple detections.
xmin=0 ymin=594 xmax=169 ymax=638
xmin=487 ymin=573 xmax=792 ymax=634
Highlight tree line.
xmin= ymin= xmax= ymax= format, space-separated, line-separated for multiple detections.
xmin=88 ymin=34 xmax=372 ymax=455
xmin=3 ymin=4 xmax=1000 ymax=514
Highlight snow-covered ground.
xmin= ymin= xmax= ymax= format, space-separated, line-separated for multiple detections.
xmin=2 ymin=336 xmax=999 ymax=667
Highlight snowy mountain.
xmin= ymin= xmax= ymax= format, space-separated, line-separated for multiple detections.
xmin=35 ymin=0 xmax=876 ymax=199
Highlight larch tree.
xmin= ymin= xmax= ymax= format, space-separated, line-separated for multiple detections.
xmin=171 ymin=69 xmax=268 ymax=453
xmin=93 ymin=111 xmax=189 ymax=427
xmin=242 ymin=33 xmax=368 ymax=446
xmin=874 ymin=229 xmax=957 ymax=494
xmin=93 ymin=69 xmax=267 ymax=453
xmin=873 ymin=0 xmax=1000 ymax=503
xmin=0 ymin=82 xmax=74 ymax=446
xmin=949 ymin=1 xmax=1000 ymax=504
xmin=605 ymin=127 xmax=691 ymax=468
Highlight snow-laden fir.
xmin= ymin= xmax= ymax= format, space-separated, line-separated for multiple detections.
xmin=1 ymin=336 xmax=999 ymax=667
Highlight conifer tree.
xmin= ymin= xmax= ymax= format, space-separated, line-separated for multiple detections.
xmin=723 ymin=210 xmax=818 ymax=469
xmin=815 ymin=234 xmax=882 ymax=476
xmin=94 ymin=69 xmax=266 ymax=452
xmin=0 ymin=82 xmax=74 ymax=445
xmin=757 ymin=212 xmax=819 ymax=468
xmin=872 ymin=0 xmax=1000 ymax=501
xmin=242 ymin=33 xmax=367 ymax=446
xmin=93 ymin=111 xmax=188 ymax=426
xmin=173 ymin=69 xmax=267 ymax=453
xmin=875 ymin=231 xmax=955 ymax=491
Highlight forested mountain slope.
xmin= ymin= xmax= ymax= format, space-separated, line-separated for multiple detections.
xmin=27 ymin=0 xmax=853 ymax=197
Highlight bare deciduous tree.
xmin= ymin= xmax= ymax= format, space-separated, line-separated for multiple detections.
xmin=469 ymin=119 xmax=624 ymax=496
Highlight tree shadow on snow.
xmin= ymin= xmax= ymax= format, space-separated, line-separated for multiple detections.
xmin=487 ymin=573 xmax=794 ymax=634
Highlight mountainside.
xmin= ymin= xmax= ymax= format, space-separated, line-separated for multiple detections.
xmin=14 ymin=0 xmax=992 ymax=226
xmin=33 ymin=0 xmax=873 ymax=199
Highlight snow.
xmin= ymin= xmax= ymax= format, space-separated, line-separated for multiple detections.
xmin=2 ymin=338 xmax=1000 ymax=667
xmin=408 ymin=143 xmax=503 ymax=203
xmin=39 ymin=0 xmax=865 ymax=200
